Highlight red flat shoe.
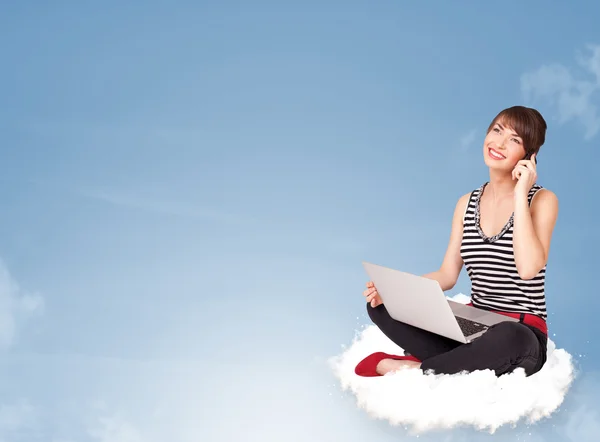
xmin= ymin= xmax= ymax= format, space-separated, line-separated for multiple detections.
xmin=354 ymin=352 xmax=421 ymax=377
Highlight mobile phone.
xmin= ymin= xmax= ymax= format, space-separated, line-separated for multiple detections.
xmin=523 ymin=152 xmax=537 ymax=164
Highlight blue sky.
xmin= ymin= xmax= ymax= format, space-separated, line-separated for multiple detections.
xmin=1 ymin=1 xmax=599 ymax=441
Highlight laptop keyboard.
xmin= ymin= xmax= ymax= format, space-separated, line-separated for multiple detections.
xmin=456 ymin=316 xmax=488 ymax=337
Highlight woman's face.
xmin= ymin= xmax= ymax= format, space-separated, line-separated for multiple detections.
xmin=482 ymin=120 xmax=527 ymax=170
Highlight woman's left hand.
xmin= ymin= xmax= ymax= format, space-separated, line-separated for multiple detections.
xmin=512 ymin=153 xmax=537 ymax=198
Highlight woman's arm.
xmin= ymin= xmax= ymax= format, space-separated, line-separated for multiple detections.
xmin=365 ymin=192 xmax=468 ymax=307
xmin=513 ymin=189 xmax=559 ymax=279
xmin=422 ymin=192 xmax=470 ymax=291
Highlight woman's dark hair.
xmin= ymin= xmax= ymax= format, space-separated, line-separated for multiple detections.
xmin=487 ymin=106 xmax=547 ymax=157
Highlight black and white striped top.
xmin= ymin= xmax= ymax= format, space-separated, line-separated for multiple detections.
xmin=460 ymin=182 xmax=547 ymax=320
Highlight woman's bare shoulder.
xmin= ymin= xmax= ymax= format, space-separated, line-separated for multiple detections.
xmin=531 ymin=186 xmax=559 ymax=213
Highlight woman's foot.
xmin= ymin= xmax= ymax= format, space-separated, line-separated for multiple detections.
xmin=355 ymin=352 xmax=422 ymax=377
xmin=376 ymin=358 xmax=422 ymax=375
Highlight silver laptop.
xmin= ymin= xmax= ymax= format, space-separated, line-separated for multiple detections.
xmin=363 ymin=261 xmax=518 ymax=343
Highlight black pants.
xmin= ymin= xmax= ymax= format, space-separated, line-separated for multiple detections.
xmin=367 ymin=303 xmax=548 ymax=377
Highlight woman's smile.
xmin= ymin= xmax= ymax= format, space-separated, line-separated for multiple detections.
xmin=488 ymin=147 xmax=506 ymax=160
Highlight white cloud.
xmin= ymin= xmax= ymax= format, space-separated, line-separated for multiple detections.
xmin=0 ymin=259 xmax=44 ymax=349
xmin=521 ymin=44 xmax=600 ymax=140
xmin=329 ymin=293 xmax=575 ymax=435
xmin=88 ymin=414 xmax=146 ymax=442
xmin=459 ymin=129 xmax=477 ymax=152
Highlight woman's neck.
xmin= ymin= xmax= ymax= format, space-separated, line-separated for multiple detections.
xmin=486 ymin=170 xmax=517 ymax=202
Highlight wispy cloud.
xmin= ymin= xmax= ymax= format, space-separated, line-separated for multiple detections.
xmin=0 ymin=258 xmax=44 ymax=349
xmin=521 ymin=44 xmax=600 ymax=140
xmin=78 ymin=188 xmax=253 ymax=226
xmin=88 ymin=414 xmax=145 ymax=442
xmin=459 ymin=129 xmax=478 ymax=152
xmin=559 ymin=372 xmax=600 ymax=441
xmin=0 ymin=261 xmax=43 ymax=441
xmin=563 ymin=404 xmax=600 ymax=441
xmin=0 ymin=399 xmax=37 ymax=440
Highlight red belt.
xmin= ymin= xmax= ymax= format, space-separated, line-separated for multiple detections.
xmin=467 ymin=303 xmax=548 ymax=336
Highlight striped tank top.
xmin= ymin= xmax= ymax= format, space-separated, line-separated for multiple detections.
xmin=460 ymin=182 xmax=547 ymax=320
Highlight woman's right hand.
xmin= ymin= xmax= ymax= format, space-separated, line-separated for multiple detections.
xmin=363 ymin=281 xmax=383 ymax=308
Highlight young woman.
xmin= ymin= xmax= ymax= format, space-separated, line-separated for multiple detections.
xmin=356 ymin=106 xmax=559 ymax=378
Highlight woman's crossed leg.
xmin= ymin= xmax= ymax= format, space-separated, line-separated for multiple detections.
xmin=367 ymin=302 xmax=546 ymax=377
